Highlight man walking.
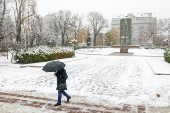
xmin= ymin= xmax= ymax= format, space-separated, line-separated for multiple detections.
xmin=54 ymin=68 xmax=71 ymax=106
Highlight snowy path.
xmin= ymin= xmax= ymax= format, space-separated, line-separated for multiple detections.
xmin=66 ymin=55 xmax=154 ymax=106
xmin=0 ymin=48 xmax=170 ymax=112
xmin=0 ymin=90 xmax=133 ymax=113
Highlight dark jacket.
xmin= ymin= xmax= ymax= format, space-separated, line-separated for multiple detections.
xmin=55 ymin=69 xmax=68 ymax=89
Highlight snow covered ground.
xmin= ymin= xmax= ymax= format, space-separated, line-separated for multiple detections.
xmin=0 ymin=48 xmax=170 ymax=110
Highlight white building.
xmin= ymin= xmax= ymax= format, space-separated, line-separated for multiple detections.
xmin=111 ymin=13 xmax=157 ymax=46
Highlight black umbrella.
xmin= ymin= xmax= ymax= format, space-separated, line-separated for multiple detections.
xmin=42 ymin=61 xmax=66 ymax=72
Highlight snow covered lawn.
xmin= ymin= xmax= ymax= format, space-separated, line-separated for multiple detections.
xmin=0 ymin=48 xmax=170 ymax=108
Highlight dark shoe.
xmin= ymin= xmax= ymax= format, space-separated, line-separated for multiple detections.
xmin=54 ymin=103 xmax=61 ymax=106
xmin=67 ymin=97 xmax=71 ymax=102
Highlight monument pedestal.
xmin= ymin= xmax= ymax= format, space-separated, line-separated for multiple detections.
xmin=120 ymin=45 xmax=128 ymax=53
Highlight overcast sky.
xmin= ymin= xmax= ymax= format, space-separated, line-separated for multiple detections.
xmin=37 ymin=0 xmax=170 ymax=22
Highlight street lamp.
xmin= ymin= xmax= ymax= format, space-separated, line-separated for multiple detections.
xmin=69 ymin=41 xmax=72 ymax=46
xmin=71 ymin=39 xmax=77 ymax=49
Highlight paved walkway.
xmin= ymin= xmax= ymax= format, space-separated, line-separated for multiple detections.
xmin=0 ymin=90 xmax=145 ymax=113
xmin=1 ymin=90 xmax=170 ymax=112
xmin=109 ymin=51 xmax=170 ymax=75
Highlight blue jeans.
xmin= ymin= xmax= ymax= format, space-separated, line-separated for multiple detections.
xmin=57 ymin=91 xmax=70 ymax=104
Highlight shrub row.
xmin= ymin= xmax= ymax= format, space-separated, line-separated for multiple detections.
xmin=56 ymin=52 xmax=75 ymax=59
xmin=0 ymin=47 xmax=7 ymax=52
xmin=164 ymin=49 xmax=170 ymax=63
xmin=14 ymin=46 xmax=74 ymax=63
xmin=74 ymin=46 xmax=108 ymax=50
xmin=145 ymin=46 xmax=170 ymax=49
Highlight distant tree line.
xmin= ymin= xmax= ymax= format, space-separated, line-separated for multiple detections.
xmin=2 ymin=0 xmax=170 ymax=50
xmin=0 ymin=0 xmax=120 ymax=50
xmin=155 ymin=18 xmax=170 ymax=46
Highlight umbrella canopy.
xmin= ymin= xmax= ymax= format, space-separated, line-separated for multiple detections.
xmin=42 ymin=61 xmax=66 ymax=72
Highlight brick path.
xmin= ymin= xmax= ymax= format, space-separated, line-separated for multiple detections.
xmin=0 ymin=91 xmax=146 ymax=113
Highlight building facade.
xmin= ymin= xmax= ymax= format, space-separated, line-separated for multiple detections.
xmin=111 ymin=13 xmax=157 ymax=46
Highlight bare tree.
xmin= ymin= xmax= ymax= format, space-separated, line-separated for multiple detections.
xmin=40 ymin=14 xmax=59 ymax=46
xmin=3 ymin=37 xmax=19 ymax=62
xmin=164 ymin=18 xmax=170 ymax=46
xmin=0 ymin=0 xmax=7 ymax=45
xmin=53 ymin=10 xmax=72 ymax=46
xmin=157 ymin=19 xmax=165 ymax=38
xmin=29 ymin=15 xmax=37 ymax=47
xmin=13 ymin=0 xmax=35 ymax=44
xmin=71 ymin=14 xmax=82 ymax=39
xmin=21 ymin=1 xmax=37 ymax=48
xmin=138 ymin=26 xmax=149 ymax=46
xmin=87 ymin=11 xmax=109 ymax=46
xmin=35 ymin=15 xmax=43 ymax=46
xmin=157 ymin=18 xmax=170 ymax=46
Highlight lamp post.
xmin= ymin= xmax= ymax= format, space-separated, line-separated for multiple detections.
xmin=71 ymin=39 xmax=77 ymax=49
xmin=69 ymin=41 xmax=72 ymax=46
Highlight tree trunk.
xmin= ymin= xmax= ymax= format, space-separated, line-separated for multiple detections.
xmin=16 ymin=27 xmax=21 ymax=43
xmin=0 ymin=0 xmax=6 ymax=30
xmin=11 ymin=53 xmax=14 ymax=62
xmin=30 ymin=32 xmax=36 ymax=47
xmin=61 ymin=33 xmax=65 ymax=46
xmin=93 ymin=34 xmax=97 ymax=46
xmin=0 ymin=0 xmax=6 ymax=41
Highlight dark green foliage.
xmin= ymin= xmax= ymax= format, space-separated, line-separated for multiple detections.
xmin=145 ymin=46 xmax=169 ymax=49
xmin=14 ymin=46 xmax=75 ymax=63
xmin=14 ymin=52 xmax=55 ymax=63
xmin=74 ymin=46 xmax=108 ymax=50
xmin=164 ymin=49 xmax=170 ymax=63
xmin=0 ymin=47 xmax=7 ymax=52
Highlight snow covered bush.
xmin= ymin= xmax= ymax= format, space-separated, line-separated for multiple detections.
xmin=55 ymin=46 xmax=75 ymax=59
xmin=0 ymin=47 xmax=7 ymax=52
xmin=14 ymin=46 xmax=74 ymax=63
xmin=164 ymin=48 xmax=170 ymax=63
xmin=145 ymin=46 xmax=169 ymax=49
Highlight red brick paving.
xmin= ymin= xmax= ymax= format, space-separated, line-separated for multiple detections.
xmin=138 ymin=105 xmax=146 ymax=113
xmin=0 ymin=91 xmax=146 ymax=112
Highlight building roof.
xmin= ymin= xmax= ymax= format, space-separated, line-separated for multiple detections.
xmin=112 ymin=13 xmax=154 ymax=19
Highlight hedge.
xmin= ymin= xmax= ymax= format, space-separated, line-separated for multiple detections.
xmin=164 ymin=48 xmax=170 ymax=63
xmin=145 ymin=46 xmax=170 ymax=49
xmin=0 ymin=47 xmax=7 ymax=52
xmin=14 ymin=46 xmax=75 ymax=63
